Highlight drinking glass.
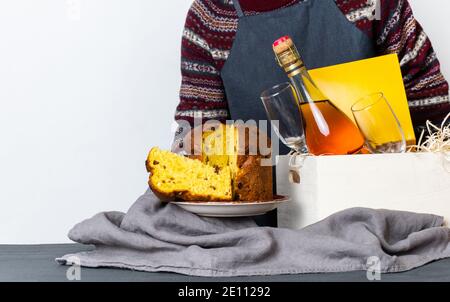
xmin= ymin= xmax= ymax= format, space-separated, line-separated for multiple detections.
xmin=261 ymin=83 xmax=307 ymax=153
xmin=352 ymin=92 xmax=406 ymax=154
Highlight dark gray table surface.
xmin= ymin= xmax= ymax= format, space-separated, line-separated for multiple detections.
xmin=1 ymin=244 xmax=449 ymax=282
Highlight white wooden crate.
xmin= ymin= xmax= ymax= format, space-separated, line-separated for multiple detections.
xmin=276 ymin=153 xmax=450 ymax=229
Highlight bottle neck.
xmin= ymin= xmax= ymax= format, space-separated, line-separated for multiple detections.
xmin=273 ymin=39 xmax=327 ymax=103
xmin=286 ymin=64 xmax=306 ymax=78
xmin=289 ymin=65 xmax=327 ymax=104
xmin=276 ymin=48 xmax=305 ymax=78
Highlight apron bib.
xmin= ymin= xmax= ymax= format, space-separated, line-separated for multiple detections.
xmin=221 ymin=0 xmax=376 ymax=155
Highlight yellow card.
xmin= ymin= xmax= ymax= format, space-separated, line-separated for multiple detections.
xmin=308 ymin=54 xmax=416 ymax=145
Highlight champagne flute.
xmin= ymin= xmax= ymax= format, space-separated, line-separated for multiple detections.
xmin=352 ymin=92 xmax=406 ymax=154
xmin=261 ymin=82 xmax=307 ymax=154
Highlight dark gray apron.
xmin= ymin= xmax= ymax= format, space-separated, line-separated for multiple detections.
xmin=221 ymin=0 xmax=376 ymax=226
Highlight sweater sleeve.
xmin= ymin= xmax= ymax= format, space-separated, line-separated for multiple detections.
xmin=374 ymin=0 xmax=450 ymax=128
xmin=171 ymin=1 xmax=230 ymax=152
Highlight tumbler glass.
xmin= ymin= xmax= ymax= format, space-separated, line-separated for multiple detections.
xmin=352 ymin=92 xmax=406 ymax=154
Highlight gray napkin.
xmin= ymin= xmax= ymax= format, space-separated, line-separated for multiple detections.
xmin=57 ymin=189 xmax=450 ymax=277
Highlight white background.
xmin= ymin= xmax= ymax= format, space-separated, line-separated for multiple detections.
xmin=0 ymin=0 xmax=448 ymax=244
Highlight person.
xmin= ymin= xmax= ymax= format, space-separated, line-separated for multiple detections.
xmin=171 ymin=0 xmax=450 ymax=226
xmin=172 ymin=0 xmax=449 ymax=151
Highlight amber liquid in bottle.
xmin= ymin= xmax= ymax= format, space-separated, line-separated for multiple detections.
xmin=299 ymin=101 xmax=364 ymax=155
xmin=273 ymin=36 xmax=364 ymax=155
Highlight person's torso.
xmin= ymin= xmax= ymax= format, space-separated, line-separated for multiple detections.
xmin=187 ymin=0 xmax=376 ymax=73
xmin=219 ymin=0 xmax=376 ymax=155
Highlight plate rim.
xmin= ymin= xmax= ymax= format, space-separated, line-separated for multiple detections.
xmin=171 ymin=195 xmax=290 ymax=206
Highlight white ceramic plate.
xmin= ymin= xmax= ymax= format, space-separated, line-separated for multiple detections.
xmin=171 ymin=196 xmax=290 ymax=217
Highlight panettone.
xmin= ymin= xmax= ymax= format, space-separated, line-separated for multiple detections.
xmin=147 ymin=124 xmax=273 ymax=202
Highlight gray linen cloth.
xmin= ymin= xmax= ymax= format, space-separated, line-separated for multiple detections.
xmin=57 ymin=189 xmax=450 ymax=277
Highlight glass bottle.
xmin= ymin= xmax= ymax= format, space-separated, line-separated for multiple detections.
xmin=273 ymin=36 xmax=365 ymax=155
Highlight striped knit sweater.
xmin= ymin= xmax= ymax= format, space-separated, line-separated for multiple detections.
xmin=174 ymin=0 xmax=450 ymax=146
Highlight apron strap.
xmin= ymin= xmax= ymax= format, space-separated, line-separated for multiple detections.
xmin=232 ymin=0 xmax=245 ymax=18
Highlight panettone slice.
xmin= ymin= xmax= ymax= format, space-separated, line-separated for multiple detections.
xmin=147 ymin=147 xmax=232 ymax=201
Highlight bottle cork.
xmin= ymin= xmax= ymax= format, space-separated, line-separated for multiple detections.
xmin=272 ymin=36 xmax=294 ymax=55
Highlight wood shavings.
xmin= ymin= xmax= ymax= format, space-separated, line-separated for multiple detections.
xmin=408 ymin=113 xmax=450 ymax=154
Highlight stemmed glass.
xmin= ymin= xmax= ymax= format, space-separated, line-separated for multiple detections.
xmin=352 ymin=92 xmax=406 ymax=154
xmin=261 ymin=82 xmax=307 ymax=154
xmin=261 ymin=83 xmax=307 ymax=183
